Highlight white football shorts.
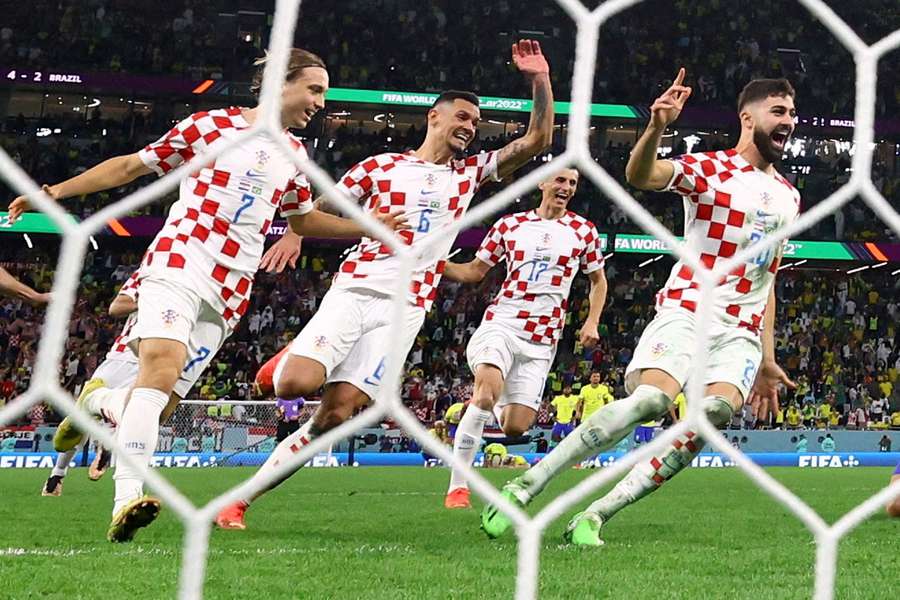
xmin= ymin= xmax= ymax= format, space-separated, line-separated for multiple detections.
xmin=466 ymin=322 xmax=555 ymax=416
xmin=625 ymin=308 xmax=762 ymax=402
xmin=284 ymin=287 xmax=426 ymax=401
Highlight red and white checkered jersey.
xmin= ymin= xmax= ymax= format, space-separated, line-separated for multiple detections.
xmin=106 ymin=271 xmax=141 ymax=361
xmin=331 ymin=151 xmax=500 ymax=310
xmin=477 ymin=210 xmax=605 ymax=345
xmin=137 ymin=107 xmax=313 ymax=329
xmin=659 ymin=149 xmax=801 ymax=333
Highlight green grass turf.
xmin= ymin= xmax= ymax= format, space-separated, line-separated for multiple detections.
xmin=0 ymin=466 xmax=896 ymax=599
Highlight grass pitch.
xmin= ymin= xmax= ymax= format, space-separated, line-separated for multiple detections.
xmin=0 ymin=466 xmax=896 ymax=599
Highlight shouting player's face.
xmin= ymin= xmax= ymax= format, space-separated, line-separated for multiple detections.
xmin=539 ymin=168 xmax=579 ymax=210
xmin=281 ymin=66 xmax=329 ymax=129
xmin=431 ymin=99 xmax=480 ymax=153
xmin=748 ymin=94 xmax=796 ymax=165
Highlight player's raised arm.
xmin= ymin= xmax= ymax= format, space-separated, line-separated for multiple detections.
xmin=442 ymin=258 xmax=493 ymax=284
xmin=8 ymin=153 xmax=151 ymax=222
xmin=625 ymin=68 xmax=692 ymax=191
xmin=497 ymin=40 xmax=554 ymax=180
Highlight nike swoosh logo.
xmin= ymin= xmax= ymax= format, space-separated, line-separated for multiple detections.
xmin=420 ymin=190 xmax=437 ymax=195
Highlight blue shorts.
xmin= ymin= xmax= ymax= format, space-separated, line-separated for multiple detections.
xmin=894 ymin=462 xmax=900 ymax=476
xmin=448 ymin=424 xmax=458 ymax=439
xmin=634 ymin=426 xmax=655 ymax=444
xmin=552 ymin=422 xmax=574 ymax=438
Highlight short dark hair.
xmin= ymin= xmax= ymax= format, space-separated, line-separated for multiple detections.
xmin=737 ymin=78 xmax=796 ymax=111
xmin=431 ymin=90 xmax=480 ymax=109
xmin=250 ymin=48 xmax=327 ymax=98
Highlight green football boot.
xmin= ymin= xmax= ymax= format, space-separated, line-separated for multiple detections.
xmin=480 ymin=478 xmax=530 ymax=539
xmin=53 ymin=377 xmax=106 ymax=452
xmin=563 ymin=511 xmax=605 ymax=547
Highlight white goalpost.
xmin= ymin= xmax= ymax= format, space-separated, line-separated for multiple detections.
xmin=0 ymin=0 xmax=898 ymax=599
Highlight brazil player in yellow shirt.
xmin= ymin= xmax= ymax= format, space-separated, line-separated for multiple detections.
xmin=444 ymin=402 xmax=466 ymax=442
xmin=576 ymin=371 xmax=614 ymax=422
xmin=550 ymin=385 xmax=579 ymax=447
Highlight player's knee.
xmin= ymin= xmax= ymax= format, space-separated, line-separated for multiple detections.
xmin=138 ymin=349 xmax=182 ymax=391
xmin=631 ymin=385 xmax=671 ymax=418
xmin=275 ymin=370 xmax=319 ymax=398
xmin=887 ymin=498 xmax=900 ymax=518
xmin=702 ymin=395 xmax=734 ymax=428
xmin=471 ymin=389 xmax=496 ymax=411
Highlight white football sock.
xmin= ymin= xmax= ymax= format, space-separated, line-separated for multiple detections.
xmin=112 ymin=387 xmax=167 ymax=516
xmin=519 ymin=385 xmax=671 ymax=500
xmin=241 ymin=418 xmax=320 ymax=504
xmin=448 ymin=405 xmax=492 ymax=492
xmin=52 ymin=448 xmax=78 ymax=478
xmin=86 ymin=387 xmax=130 ymax=426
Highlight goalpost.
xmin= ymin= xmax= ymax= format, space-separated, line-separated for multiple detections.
xmin=0 ymin=1 xmax=898 ymax=598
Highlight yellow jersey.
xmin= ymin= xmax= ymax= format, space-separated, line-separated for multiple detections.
xmin=579 ymin=384 xmax=613 ymax=420
xmin=551 ymin=394 xmax=579 ymax=424
xmin=484 ymin=443 xmax=508 ymax=458
xmin=673 ymin=393 xmax=687 ymax=420
xmin=444 ymin=402 xmax=465 ymax=425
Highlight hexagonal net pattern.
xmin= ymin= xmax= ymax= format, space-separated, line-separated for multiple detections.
xmin=0 ymin=0 xmax=898 ymax=598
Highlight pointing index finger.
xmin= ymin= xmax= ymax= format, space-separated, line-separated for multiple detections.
xmin=674 ymin=67 xmax=686 ymax=86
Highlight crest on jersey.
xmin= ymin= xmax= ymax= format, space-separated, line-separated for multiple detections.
xmin=313 ymin=335 xmax=329 ymax=351
xmin=650 ymin=342 xmax=669 ymax=359
xmin=425 ymin=173 xmax=437 ymax=188
xmin=255 ymin=150 xmax=270 ymax=171
xmin=161 ymin=309 xmax=179 ymax=328
xmin=759 ymin=191 xmax=773 ymax=209
xmin=536 ymin=232 xmax=553 ymax=252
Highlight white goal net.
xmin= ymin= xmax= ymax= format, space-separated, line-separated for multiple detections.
xmin=0 ymin=0 xmax=898 ymax=598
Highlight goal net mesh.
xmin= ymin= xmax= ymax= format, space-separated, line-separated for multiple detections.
xmin=0 ymin=0 xmax=897 ymax=598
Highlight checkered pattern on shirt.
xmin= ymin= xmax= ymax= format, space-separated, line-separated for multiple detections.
xmin=332 ymin=151 xmax=500 ymax=310
xmin=659 ymin=149 xmax=801 ymax=333
xmin=477 ymin=210 xmax=605 ymax=345
xmin=137 ymin=107 xmax=313 ymax=329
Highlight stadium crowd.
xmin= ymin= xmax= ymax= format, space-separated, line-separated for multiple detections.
xmin=3 ymin=0 xmax=898 ymax=117
xmin=3 ymin=112 xmax=899 ymax=244
xmin=2 ymin=244 xmax=899 ymax=433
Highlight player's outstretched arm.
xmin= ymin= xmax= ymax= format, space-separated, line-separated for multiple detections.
xmin=0 ymin=266 xmax=50 ymax=306
xmin=577 ymin=268 xmax=607 ymax=349
xmin=442 ymin=258 xmax=492 ymax=284
xmin=625 ymin=68 xmax=692 ymax=191
xmin=497 ymin=40 xmax=554 ymax=180
xmin=8 ymin=153 xmax=152 ymax=222
xmin=286 ymin=207 xmax=409 ymax=239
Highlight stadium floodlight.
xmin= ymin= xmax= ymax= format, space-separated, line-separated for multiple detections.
xmin=0 ymin=0 xmax=897 ymax=598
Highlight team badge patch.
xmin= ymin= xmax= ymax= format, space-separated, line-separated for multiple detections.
xmin=313 ymin=335 xmax=329 ymax=351
xmin=161 ymin=309 xmax=179 ymax=328
xmin=650 ymin=342 xmax=668 ymax=359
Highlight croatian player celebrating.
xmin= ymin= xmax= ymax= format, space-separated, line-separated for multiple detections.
xmin=482 ymin=71 xmax=799 ymax=544
xmin=442 ymin=167 xmax=607 ymax=509
xmin=216 ymin=39 xmax=556 ymax=530
xmin=10 ymin=49 xmax=404 ymax=542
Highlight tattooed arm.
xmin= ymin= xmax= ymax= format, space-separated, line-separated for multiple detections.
xmin=497 ymin=39 xmax=555 ymax=180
